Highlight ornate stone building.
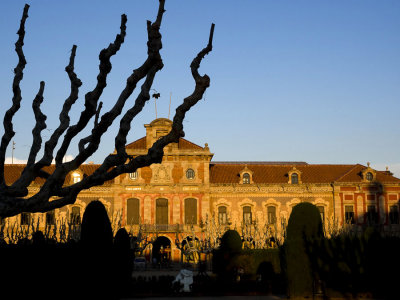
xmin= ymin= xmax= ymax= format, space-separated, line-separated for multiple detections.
xmin=4 ymin=118 xmax=400 ymax=260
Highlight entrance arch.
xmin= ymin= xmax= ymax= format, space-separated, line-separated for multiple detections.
xmin=152 ymin=236 xmax=171 ymax=266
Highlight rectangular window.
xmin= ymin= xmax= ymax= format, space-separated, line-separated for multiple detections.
xmin=267 ymin=206 xmax=276 ymax=224
xmin=345 ymin=206 xmax=355 ymax=224
xmin=389 ymin=205 xmax=399 ymax=225
xmin=243 ymin=206 xmax=252 ymax=225
xmin=46 ymin=211 xmax=55 ymax=226
xmin=127 ymin=198 xmax=140 ymax=225
xmin=218 ymin=206 xmax=227 ymax=225
xmin=185 ymin=198 xmax=197 ymax=225
xmin=70 ymin=207 xmax=81 ymax=225
xmin=317 ymin=206 xmax=325 ymax=222
xmin=367 ymin=205 xmax=378 ymax=225
xmin=156 ymin=199 xmax=168 ymax=225
xmin=21 ymin=213 xmax=31 ymax=226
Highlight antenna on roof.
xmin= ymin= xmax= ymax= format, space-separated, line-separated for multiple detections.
xmin=11 ymin=141 xmax=15 ymax=164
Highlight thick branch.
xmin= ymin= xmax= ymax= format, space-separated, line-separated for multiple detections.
xmin=55 ymin=14 xmax=128 ymax=165
xmin=37 ymin=44 xmax=82 ymax=167
xmin=7 ymin=81 xmax=47 ymax=196
xmin=0 ymin=4 xmax=29 ymax=187
xmin=59 ymin=0 xmax=165 ymax=177
xmin=27 ymin=81 xmax=47 ymax=166
xmin=55 ymin=22 xmax=214 ymax=199
xmin=0 ymin=2 xmax=215 ymax=219
xmin=8 ymin=46 xmax=82 ymax=193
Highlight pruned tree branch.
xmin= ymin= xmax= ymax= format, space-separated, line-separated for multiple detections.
xmin=0 ymin=4 xmax=29 ymax=188
xmin=0 ymin=0 xmax=214 ymax=218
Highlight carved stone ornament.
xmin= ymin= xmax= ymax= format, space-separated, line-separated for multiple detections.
xmin=153 ymin=164 xmax=171 ymax=182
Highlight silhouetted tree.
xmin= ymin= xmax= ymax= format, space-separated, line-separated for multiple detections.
xmin=0 ymin=1 xmax=214 ymax=218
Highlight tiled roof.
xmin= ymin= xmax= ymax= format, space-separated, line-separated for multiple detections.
xmin=209 ymin=163 xmax=400 ymax=184
xmin=212 ymin=161 xmax=308 ymax=165
xmin=335 ymin=164 xmax=400 ymax=184
xmin=4 ymin=164 xmax=112 ymax=186
xmin=125 ymin=137 xmax=204 ymax=150
xmin=125 ymin=137 xmax=147 ymax=150
xmin=177 ymin=138 xmax=204 ymax=150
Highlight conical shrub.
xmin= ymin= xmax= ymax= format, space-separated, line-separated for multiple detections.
xmin=80 ymin=200 xmax=113 ymax=249
xmin=220 ymin=229 xmax=242 ymax=253
xmin=284 ymin=202 xmax=324 ymax=298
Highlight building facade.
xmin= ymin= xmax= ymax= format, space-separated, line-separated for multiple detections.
xmin=4 ymin=118 xmax=400 ymax=260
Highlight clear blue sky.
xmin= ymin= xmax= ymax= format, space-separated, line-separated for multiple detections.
xmin=1 ymin=0 xmax=399 ymax=177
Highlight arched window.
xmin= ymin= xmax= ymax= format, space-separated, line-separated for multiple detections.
xmin=345 ymin=206 xmax=355 ymax=224
xmin=218 ymin=206 xmax=227 ymax=225
xmin=127 ymin=198 xmax=140 ymax=225
xmin=243 ymin=173 xmax=250 ymax=184
xmin=317 ymin=206 xmax=325 ymax=222
xmin=186 ymin=168 xmax=195 ymax=179
xmin=156 ymin=198 xmax=168 ymax=225
xmin=70 ymin=206 xmax=81 ymax=225
xmin=72 ymin=172 xmax=81 ymax=183
xmin=267 ymin=206 xmax=276 ymax=224
xmin=366 ymin=172 xmax=373 ymax=181
xmin=129 ymin=171 xmax=138 ymax=180
xmin=291 ymin=173 xmax=299 ymax=184
xmin=367 ymin=205 xmax=378 ymax=225
xmin=20 ymin=212 xmax=31 ymax=226
xmin=185 ymin=198 xmax=197 ymax=224
xmin=243 ymin=206 xmax=252 ymax=225
xmin=46 ymin=210 xmax=55 ymax=225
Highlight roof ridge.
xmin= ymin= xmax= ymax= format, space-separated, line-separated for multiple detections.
xmin=334 ymin=164 xmax=362 ymax=182
xmin=211 ymin=161 xmax=308 ymax=165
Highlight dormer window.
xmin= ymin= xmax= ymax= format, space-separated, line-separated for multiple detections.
xmin=186 ymin=168 xmax=195 ymax=180
xmin=361 ymin=163 xmax=376 ymax=182
xmin=239 ymin=165 xmax=253 ymax=184
xmin=243 ymin=173 xmax=250 ymax=184
xmin=72 ymin=172 xmax=81 ymax=183
xmin=291 ymin=173 xmax=299 ymax=184
xmin=288 ymin=167 xmax=302 ymax=184
xmin=366 ymin=172 xmax=373 ymax=182
xmin=129 ymin=171 xmax=138 ymax=180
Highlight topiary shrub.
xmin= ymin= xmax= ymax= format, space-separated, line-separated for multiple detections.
xmin=220 ymin=229 xmax=242 ymax=253
xmin=114 ymin=228 xmax=133 ymax=297
xmin=80 ymin=200 xmax=113 ymax=249
xmin=212 ymin=229 xmax=243 ymax=282
xmin=114 ymin=227 xmax=131 ymax=250
xmin=283 ymin=202 xmax=324 ymax=298
xmin=79 ymin=200 xmax=113 ymax=298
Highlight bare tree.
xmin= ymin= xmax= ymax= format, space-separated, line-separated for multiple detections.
xmin=0 ymin=1 xmax=214 ymax=218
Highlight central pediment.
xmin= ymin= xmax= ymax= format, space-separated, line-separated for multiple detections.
xmin=125 ymin=118 xmax=211 ymax=155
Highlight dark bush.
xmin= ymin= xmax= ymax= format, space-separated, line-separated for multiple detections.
xmin=220 ymin=229 xmax=242 ymax=253
xmin=212 ymin=229 xmax=244 ymax=284
xmin=309 ymin=228 xmax=400 ymax=299
xmin=80 ymin=200 xmax=113 ymax=249
xmin=79 ymin=200 xmax=114 ymax=298
xmin=114 ymin=228 xmax=134 ymax=297
xmin=283 ymin=202 xmax=324 ymax=298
